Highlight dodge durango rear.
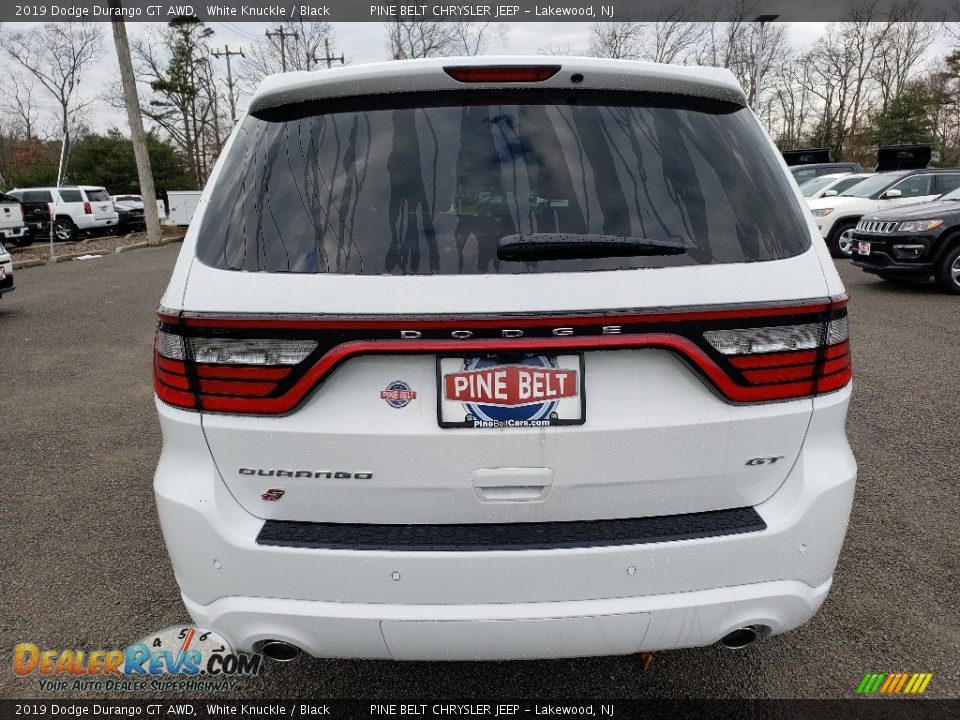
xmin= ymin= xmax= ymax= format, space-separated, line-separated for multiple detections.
xmin=153 ymin=57 xmax=856 ymax=662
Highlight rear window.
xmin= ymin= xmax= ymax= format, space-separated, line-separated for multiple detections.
xmin=85 ymin=189 xmax=110 ymax=202
xmin=197 ymin=90 xmax=811 ymax=275
xmin=59 ymin=189 xmax=83 ymax=202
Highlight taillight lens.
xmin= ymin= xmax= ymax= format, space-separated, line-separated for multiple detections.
xmin=153 ymin=329 xmax=317 ymax=412
xmin=444 ymin=65 xmax=561 ymax=83
xmin=705 ymin=299 xmax=851 ymax=401
xmin=83 ymin=201 xmax=92 ymax=214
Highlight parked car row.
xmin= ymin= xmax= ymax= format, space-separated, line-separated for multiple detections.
xmin=798 ymin=168 xmax=960 ymax=294
xmin=0 ymin=240 xmax=13 ymax=298
xmin=0 ymin=187 xmax=148 ymax=247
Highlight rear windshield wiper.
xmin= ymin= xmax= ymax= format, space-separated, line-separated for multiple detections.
xmin=497 ymin=233 xmax=687 ymax=261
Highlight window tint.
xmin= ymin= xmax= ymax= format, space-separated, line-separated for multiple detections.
xmin=840 ymin=173 xmax=907 ymax=198
xmin=792 ymin=169 xmax=818 ymax=185
xmin=85 ymin=189 xmax=110 ymax=202
xmin=799 ymin=176 xmax=836 ymax=197
xmin=831 ymin=176 xmax=868 ymax=194
xmin=59 ymin=189 xmax=83 ymax=202
xmin=891 ymin=175 xmax=932 ymax=198
xmin=24 ymin=190 xmax=53 ymax=203
xmin=197 ymin=91 xmax=811 ymax=275
xmin=935 ymin=174 xmax=960 ymax=195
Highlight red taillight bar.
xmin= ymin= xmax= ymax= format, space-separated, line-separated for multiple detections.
xmin=444 ymin=65 xmax=561 ymax=83
xmin=155 ymin=297 xmax=851 ymax=415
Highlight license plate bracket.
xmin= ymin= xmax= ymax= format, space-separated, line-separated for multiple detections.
xmin=437 ymin=354 xmax=586 ymax=429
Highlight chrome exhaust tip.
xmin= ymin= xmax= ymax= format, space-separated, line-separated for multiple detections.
xmin=719 ymin=626 xmax=761 ymax=650
xmin=256 ymin=640 xmax=301 ymax=662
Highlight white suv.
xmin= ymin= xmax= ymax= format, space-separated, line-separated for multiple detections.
xmin=6 ymin=185 xmax=118 ymax=242
xmin=154 ymin=58 xmax=856 ymax=661
xmin=808 ymin=169 xmax=960 ymax=257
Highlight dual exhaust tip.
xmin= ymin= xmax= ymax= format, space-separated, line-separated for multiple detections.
xmin=255 ymin=628 xmax=764 ymax=660
xmin=718 ymin=625 xmax=766 ymax=650
xmin=256 ymin=639 xmax=301 ymax=662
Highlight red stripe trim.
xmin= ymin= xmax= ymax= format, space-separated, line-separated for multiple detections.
xmin=156 ymin=356 xmax=188 ymax=375
xmin=198 ymin=379 xmax=278 ymax=397
xmin=825 ymin=342 xmax=849 ymax=359
xmin=195 ymin=334 xmax=818 ymax=414
xmin=729 ymin=349 xmax=819 ymax=369
xmin=172 ymin=300 xmax=832 ymax=331
xmin=157 ymin=370 xmax=191 ymax=391
xmin=195 ymin=364 xmax=291 ymax=380
xmin=741 ymin=364 xmax=816 ymax=384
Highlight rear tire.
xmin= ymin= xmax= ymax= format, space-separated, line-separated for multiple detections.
xmin=53 ymin=218 xmax=77 ymax=242
xmin=828 ymin=222 xmax=857 ymax=258
xmin=935 ymin=244 xmax=960 ymax=295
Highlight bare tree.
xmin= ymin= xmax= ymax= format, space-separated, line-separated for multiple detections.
xmin=589 ymin=3 xmax=706 ymax=64
xmin=589 ymin=22 xmax=645 ymax=59
xmin=239 ymin=21 xmax=340 ymax=92
xmin=0 ymin=76 xmax=43 ymax=141
xmin=870 ymin=1 xmax=939 ymax=111
xmin=385 ymin=20 xmax=499 ymax=59
xmin=0 ymin=22 xmax=102 ymax=161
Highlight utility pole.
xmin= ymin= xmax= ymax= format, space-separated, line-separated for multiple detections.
xmin=265 ymin=27 xmax=297 ymax=72
xmin=319 ymin=38 xmax=344 ymax=69
xmin=211 ymin=44 xmax=245 ymax=123
xmin=110 ymin=0 xmax=161 ymax=247
xmin=752 ymin=14 xmax=779 ymax=117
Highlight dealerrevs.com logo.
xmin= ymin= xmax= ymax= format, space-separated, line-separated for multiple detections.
xmin=13 ymin=626 xmax=260 ymax=692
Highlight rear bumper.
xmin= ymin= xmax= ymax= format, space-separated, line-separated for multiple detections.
xmin=154 ymin=387 xmax=856 ymax=659
xmin=0 ymin=226 xmax=27 ymax=239
xmin=183 ymin=578 xmax=831 ymax=660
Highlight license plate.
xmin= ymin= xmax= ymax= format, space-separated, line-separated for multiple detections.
xmin=0 ymin=267 xmax=5 ymax=278
xmin=437 ymin=355 xmax=585 ymax=429
xmin=858 ymin=241 xmax=871 ymax=255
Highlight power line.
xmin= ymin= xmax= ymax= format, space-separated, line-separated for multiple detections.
xmin=265 ymin=27 xmax=298 ymax=72
xmin=310 ymin=38 xmax=345 ymax=70
xmin=211 ymin=44 xmax=245 ymax=123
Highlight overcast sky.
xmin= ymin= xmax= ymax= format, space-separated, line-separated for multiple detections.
xmin=0 ymin=21 xmax=954 ymax=136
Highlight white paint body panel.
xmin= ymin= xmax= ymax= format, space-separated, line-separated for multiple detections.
xmin=155 ymin=57 xmax=856 ymax=659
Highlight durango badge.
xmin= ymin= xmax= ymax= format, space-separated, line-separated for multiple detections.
xmin=381 ymin=380 xmax=417 ymax=408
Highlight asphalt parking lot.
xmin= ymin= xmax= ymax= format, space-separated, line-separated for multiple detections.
xmin=1 ymin=245 xmax=957 ymax=700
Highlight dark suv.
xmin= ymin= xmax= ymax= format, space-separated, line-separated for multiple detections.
xmin=851 ymin=185 xmax=960 ymax=293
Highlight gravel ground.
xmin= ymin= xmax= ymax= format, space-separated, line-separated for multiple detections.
xmin=0 ymin=246 xmax=957 ymax=700
xmin=8 ymin=226 xmax=184 ymax=264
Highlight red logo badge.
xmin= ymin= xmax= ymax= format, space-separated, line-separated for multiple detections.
xmin=261 ymin=488 xmax=285 ymax=502
xmin=444 ymin=365 xmax=578 ymax=407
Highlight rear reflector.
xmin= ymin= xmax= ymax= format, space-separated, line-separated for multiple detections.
xmin=155 ymin=297 xmax=852 ymax=415
xmin=444 ymin=65 xmax=561 ymax=83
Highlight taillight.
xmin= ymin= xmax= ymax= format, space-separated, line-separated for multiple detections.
xmin=83 ymin=201 xmax=92 ymax=214
xmin=703 ymin=298 xmax=851 ymax=401
xmin=153 ymin=328 xmax=317 ymax=413
xmin=155 ymin=297 xmax=851 ymax=415
xmin=444 ymin=65 xmax=561 ymax=83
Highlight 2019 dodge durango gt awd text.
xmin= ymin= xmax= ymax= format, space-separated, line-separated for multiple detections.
xmin=153 ymin=58 xmax=857 ymax=661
